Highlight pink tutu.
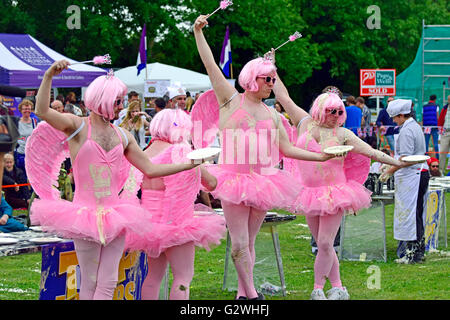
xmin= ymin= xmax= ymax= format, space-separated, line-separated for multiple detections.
xmin=31 ymin=199 xmax=151 ymax=246
xmin=288 ymin=130 xmax=372 ymax=216
xmin=206 ymin=164 xmax=301 ymax=212
xmin=125 ymin=144 xmax=226 ymax=257
xmin=291 ymin=180 xmax=372 ymax=216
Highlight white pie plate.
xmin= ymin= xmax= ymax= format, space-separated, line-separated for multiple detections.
xmin=29 ymin=237 xmax=63 ymax=244
xmin=0 ymin=238 xmax=19 ymax=245
xmin=29 ymin=226 xmax=43 ymax=232
xmin=187 ymin=147 xmax=221 ymax=160
xmin=324 ymin=145 xmax=354 ymax=155
xmin=402 ymin=155 xmax=430 ymax=163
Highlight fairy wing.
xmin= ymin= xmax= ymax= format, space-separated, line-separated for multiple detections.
xmin=190 ymin=89 xmax=220 ymax=149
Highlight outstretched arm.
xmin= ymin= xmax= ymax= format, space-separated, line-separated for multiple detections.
xmin=193 ymin=15 xmax=236 ymax=105
xmin=123 ymin=130 xmax=199 ymax=178
xmin=35 ymin=60 xmax=81 ymax=134
xmin=343 ymin=128 xmax=403 ymax=166
xmin=277 ymin=112 xmax=333 ymax=162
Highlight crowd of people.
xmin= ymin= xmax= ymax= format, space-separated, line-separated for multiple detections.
xmin=0 ymin=13 xmax=449 ymax=302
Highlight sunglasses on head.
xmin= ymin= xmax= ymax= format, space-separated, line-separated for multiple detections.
xmin=326 ymin=108 xmax=344 ymax=116
xmin=257 ymin=76 xmax=276 ymax=84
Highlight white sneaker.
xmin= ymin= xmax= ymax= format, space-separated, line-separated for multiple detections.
xmin=326 ymin=287 xmax=350 ymax=300
xmin=310 ymin=288 xmax=327 ymax=300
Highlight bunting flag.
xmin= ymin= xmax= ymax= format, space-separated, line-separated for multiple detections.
xmin=219 ymin=26 xmax=232 ymax=78
xmin=136 ymin=24 xmax=147 ymax=76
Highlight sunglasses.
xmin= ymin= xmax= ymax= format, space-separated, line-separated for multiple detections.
xmin=326 ymin=108 xmax=344 ymax=116
xmin=257 ymin=76 xmax=276 ymax=84
xmin=115 ymin=99 xmax=123 ymax=106
xmin=430 ymin=165 xmax=439 ymax=168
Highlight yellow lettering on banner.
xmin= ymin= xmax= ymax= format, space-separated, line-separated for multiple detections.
xmin=57 ymin=251 xmax=79 ymax=300
xmin=117 ymin=251 xmax=139 ymax=283
xmin=125 ymin=282 xmax=135 ymax=300
xmin=113 ymin=284 xmax=124 ymax=300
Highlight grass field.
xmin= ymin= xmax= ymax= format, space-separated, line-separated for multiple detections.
xmin=0 ymin=194 xmax=448 ymax=300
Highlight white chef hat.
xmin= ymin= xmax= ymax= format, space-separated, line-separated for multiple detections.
xmin=167 ymin=85 xmax=186 ymax=100
xmin=386 ymin=99 xmax=412 ymax=117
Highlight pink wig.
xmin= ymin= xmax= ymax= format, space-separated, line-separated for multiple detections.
xmin=238 ymin=57 xmax=277 ymax=92
xmin=84 ymin=75 xmax=128 ymax=120
xmin=150 ymin=108 xmax=193 ymax=144
xmin=310 ymin=92 xmax=346 ymax=126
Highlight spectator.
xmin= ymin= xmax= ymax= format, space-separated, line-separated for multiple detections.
xmin=119 ymin=100 xmax=151 ymax=149
xmin=15 ymin=99 xmax=38 ymax=176
xmin=356 ymin=96 xmax=374 ymax=144
xmin=427 ymin=157 xmax=441 ymax=177
xmin=2 ymin=153 xmax=31 ymax=209
xmin=0 ymin=194 xmax=28 ymax=232
xmin=78 ymin=100 xmax=89 ymax=117
xmin=154 ymin=98 xmax=166 ymax=113
xmin=167 ymin=86 xmax=188 ymax=114
xmin=51 ymin=100 xmax=64 ymax=113
xmin=185 ymin=91 xmax=195 ymax=112
xmin=376 ymin=97 xmax=398 ymax=151
xmin=344 ymin=96 xmax=362 ymax=135
xmin=114 ymin=91 xmax=140 ymax=126
xmin=274 ymin=100 xmax=292 ymax=125
xmin=422 ymin=94 xmax=440 ymax=159
xmin=55 ymin=94 xmax=65 ymax=104
xmin=437 ymin=95 xmax=450 ymax=174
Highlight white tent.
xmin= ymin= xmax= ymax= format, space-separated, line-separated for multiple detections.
xmin=114 ymin=62 xmax=212 ymax=95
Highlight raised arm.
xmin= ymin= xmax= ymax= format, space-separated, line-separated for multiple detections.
xmin=35 ymin=60 xmax=81 ymax=134
xmin=273 ymin=71 xmax=310 ymax=128
xmin=193 ymin=15 xmax=236 ymax=105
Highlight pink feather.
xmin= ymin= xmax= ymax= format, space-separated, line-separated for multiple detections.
xmin=220 ymin=0 xmax=232 ymax=9
xmin=92 ymin=54 xmax=111 ymax=65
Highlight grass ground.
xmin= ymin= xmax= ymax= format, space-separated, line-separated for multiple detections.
xmin=0 ymin=194 xmax=448 ymax=300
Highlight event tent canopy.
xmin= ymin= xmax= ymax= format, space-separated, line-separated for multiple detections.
xmin=114 ymin=62 xmax=212 ymax=95
xmin=0 ymin=33 xmax=106 ymax=88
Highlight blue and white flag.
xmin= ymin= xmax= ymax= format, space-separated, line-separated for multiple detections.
xmin=219 ymin=26 xmax=232 ymax=78
xmin=136 ymin=24 xmax=147 ymax=76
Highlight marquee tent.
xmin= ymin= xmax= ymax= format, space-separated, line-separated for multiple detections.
xmin=0 ymin=33 xmax=106 ymax=88
xmin=114 ymin=62 xmax=212 ymax=95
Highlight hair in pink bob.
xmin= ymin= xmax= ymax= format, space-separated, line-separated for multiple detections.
xmin=150 ymin=108 xmax=193 ymax=144
xmin=310 ymin=92 xmax=346 ymax=127
xmin=84 ymin=74 xmax=128 ymax=120
xmin=238 ymin=57 xmax=277 ymax=92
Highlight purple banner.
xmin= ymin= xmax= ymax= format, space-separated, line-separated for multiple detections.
xmin=0 ymin=34 xmax=105 ymax=88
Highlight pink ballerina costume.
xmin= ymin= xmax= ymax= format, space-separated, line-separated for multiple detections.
xmin=198 ymin=92 xmax=300 ymax=211
xmin=28 ymin=119 xmax=150 ymax=246
xmin=125 ymin=142 xmax=226 ymax=257
xmin=288 ymin=125 xmax=372 ymax=216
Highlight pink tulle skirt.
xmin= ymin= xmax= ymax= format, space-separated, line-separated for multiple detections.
xmin=30 ymin=199 xmax=152 ymax=245
xmin=125 ymin=211 xmax=226 ymax=258
xmin=290 ymin=180 xmax=372 ymax=216
xmin=206 ymin=165 xmax=301 ymax=212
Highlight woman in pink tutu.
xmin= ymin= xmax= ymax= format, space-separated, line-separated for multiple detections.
xmin=193 ymin=15 xmax=335 ymax=300
xmin=29 ymin=60 xmax=205 ymax=300
xmin=126 ymin=108 xmax=225 ymax=300
xmin=272 ymin=58 xmax=404 ymax=300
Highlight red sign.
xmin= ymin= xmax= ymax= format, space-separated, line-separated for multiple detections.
xmin=360 ymin=69 xmax=396 ymax=96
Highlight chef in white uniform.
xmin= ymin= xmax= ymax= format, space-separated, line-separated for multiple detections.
xmin=382 ymin=99 xmax=430 ymax=264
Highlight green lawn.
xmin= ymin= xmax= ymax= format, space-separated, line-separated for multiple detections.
xmin=0 ymin=194 xmax=448 ymax=300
